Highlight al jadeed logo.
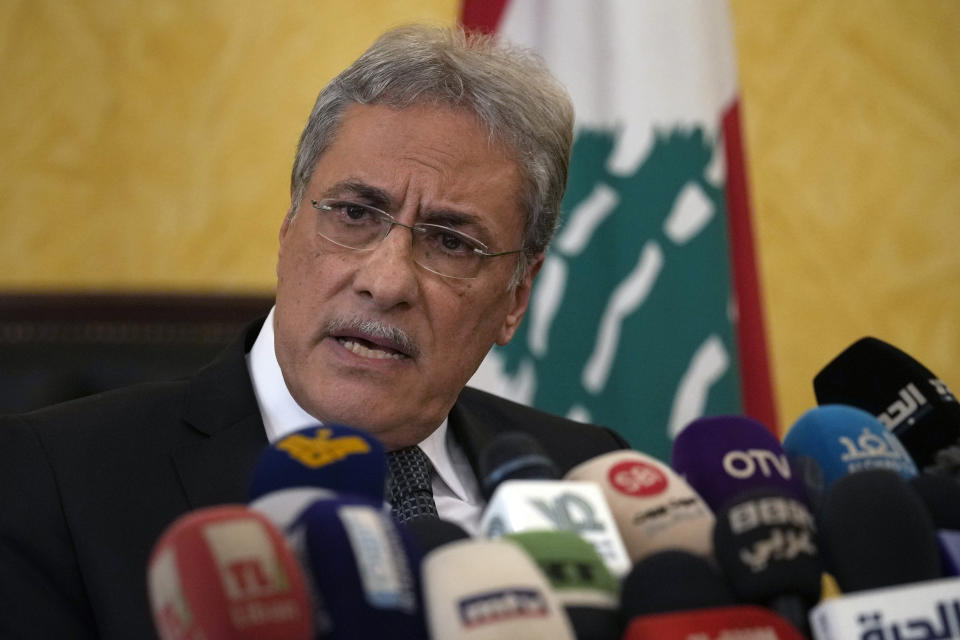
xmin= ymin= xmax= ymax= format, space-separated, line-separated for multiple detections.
xmin=276 ymin=428 xmax=370 ymax=469
xmin=608 ymin=460 xmax=668 ymax=497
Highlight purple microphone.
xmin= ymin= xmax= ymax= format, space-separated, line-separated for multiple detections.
xmin=671 ymin=415 xmax=804 ymax=511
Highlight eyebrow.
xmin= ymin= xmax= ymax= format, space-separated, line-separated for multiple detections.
xmin=320 ymin=180 xmax=393 ymax=210
xmin=418 ymin=209 xmax=495 ymax=248
xmin=320 ymin=179 xmax=497 ymax=245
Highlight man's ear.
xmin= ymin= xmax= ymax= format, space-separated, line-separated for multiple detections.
xmin=496 ymin=253 xmax=545 ymax=346
xmin=279 ymin=202 xmax=298 ymax=244
xmin=277 ymin=206 xmax=297 ymax=277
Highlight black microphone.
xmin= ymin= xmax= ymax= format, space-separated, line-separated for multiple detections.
xmin=909 ymin=473 xmax=960 ymax=577
xmin=478 ymin=431 xmax=560 ymax=499
xmin=818 ymin=469 xmax=941 ymax=592
xmin=813 ymin=336 xmax=960 ymax=469
xmin=712 ymin=488 xmax=822 ymax=637
xmin=810 ymin=476 xmax=958 ymax=638
xmin=401 ymin=516 xmax=471 ymax=556
xmin=619 ymin=550 xmax=736 ymax=620
xmin=619 ymin=550 xmax=808 ymax=639
xmin=909 ymin=473 xmax=960 ymax=531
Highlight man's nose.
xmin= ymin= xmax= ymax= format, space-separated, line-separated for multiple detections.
xmin=351 ymin=225 xmax=421 ymax=310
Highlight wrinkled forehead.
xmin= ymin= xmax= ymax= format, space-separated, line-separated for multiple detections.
xmin=308 ymin=103 xmax=528 ymax=239
xmin=321 ymin=101 xmax=530 ymax=218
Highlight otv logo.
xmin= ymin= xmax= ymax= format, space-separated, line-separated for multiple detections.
xmin=721 ymin=449 xmax=792 ymax=480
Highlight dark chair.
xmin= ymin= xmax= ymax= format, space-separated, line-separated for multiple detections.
xmin=0 ymin=293 xmax=273 ymax=414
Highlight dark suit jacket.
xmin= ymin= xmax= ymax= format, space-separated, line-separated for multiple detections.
xmin=0 ymin=319 xmax=628 ymax=639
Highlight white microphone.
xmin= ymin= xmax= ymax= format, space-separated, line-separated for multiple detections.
xmin=477 ymin=432 xmax=632 ymax=577
xmin=479 ymin=482 xmax=631 ymax=577
xmin=422 ymin=538 xmax=576 ymax=639
xmin=566 ymin=450 xmax=715 ymax=563
xmin=810 ymin=577 xmax=960 ymax=639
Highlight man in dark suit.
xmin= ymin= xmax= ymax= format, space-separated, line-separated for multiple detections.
xmin=0 ymin=25 xmax=627 ymax=638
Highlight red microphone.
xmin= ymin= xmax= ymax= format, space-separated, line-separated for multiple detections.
xmin=147 ymin=505 xmax=313 ymax=640
xmin=623 ymin=604 xmax=806 ymax=639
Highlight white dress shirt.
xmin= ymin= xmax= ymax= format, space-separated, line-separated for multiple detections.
xmin=245 ymin=307 xmax=484 ymax=535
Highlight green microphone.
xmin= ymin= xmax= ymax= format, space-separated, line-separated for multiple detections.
xmin=505 ymin=530 xmax=621 ymax=640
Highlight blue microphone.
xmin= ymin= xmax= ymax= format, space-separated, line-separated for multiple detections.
xmin=288 ymin=495 xmax=427 ymax=639
xmin=247 ymin=424 xmax=387 ymax=529
xmin=782 ymin=404 xmax=917 ymax=508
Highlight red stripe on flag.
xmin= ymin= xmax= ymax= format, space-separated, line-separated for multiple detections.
xmin=723 ymin=100 xmax=779 ymax=434
xmin=460 ymin=0 xmax=510 ymax=33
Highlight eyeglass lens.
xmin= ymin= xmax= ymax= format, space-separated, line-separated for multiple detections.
xmin=313 ymin=200 xmax=489 ymax=279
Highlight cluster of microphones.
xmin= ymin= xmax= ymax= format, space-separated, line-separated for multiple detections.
xmin=146 ymin=336 xmax=960 ymax=639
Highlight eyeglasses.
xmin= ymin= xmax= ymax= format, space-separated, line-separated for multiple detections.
xmin=310 ymin=199 xmax=524 ymax=280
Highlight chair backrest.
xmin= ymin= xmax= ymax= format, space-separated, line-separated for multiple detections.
xmin=0 ymin=293 xmax=273 ymax=415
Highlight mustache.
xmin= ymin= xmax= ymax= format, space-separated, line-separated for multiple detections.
xmin=323 ymin=316 xmax=420 ymax=359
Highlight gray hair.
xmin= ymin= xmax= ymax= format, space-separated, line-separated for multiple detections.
xmin=288 ymin=24 xmax=574 ymax=285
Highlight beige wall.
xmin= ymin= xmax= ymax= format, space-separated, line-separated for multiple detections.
xmin=1 ymin=1 xmax=957 ymax=431
xmin=730 ymin=0 xmax=960 ymax=427
xmin=0 ymin=1 xmax=460 ymax=292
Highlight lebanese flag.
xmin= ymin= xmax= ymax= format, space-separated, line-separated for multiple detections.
xmin=465 ymin=1 xmax=777 ymax=456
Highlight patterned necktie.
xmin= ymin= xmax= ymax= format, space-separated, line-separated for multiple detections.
xmin=386 ymin=445 xmax=439 ymax=523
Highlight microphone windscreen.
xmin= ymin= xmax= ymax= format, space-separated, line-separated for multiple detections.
xmin=925 ymin=443 xmax=960 ymax=479
xmin=247 ymin=424 xmax=387 ymax=504
xmin=402 ymin=516 xmax=471 ymax=555
xmin=813 ymin=336 xmax=960 ymax=467
xmin=782 ymin=404 xmax=918 ymax=507
xmin=712 ymin=488 xmax=821 ymax=634
xmin=478 ymin=431 xmax=560 ymax=500
xmin=809 ymin=576 xmax=960 ymax=638
xmin=566 ymin=450 xmax=714 ymax=563
xmin=818 ymin=469 xmax=941 ymax=592
xmin=147 ymin=505 xmax=313 ymax=640
xmin=938 ymin=531 xmax=960 ymax=576
xmin=909 ymin=473 xmax=960 ymax=530
xmin=422 ymin=538 xmax=575 ymax=639
xmin=505 ymin=530 xmax=620 ymax=640
xmin=619 ymin=550 xmax=736 ymax=620
xmin=479 ymin=478 xmax=632 ymax=577
xmin=249 ymin=487 xmax=335 ymax=532
xmin=671 ymin=415 xmax=803 ymax=511
xmin=289 ymin=496 xmax=426 ymax=639
xmin=623 ymin=605 xmax=806 ymax=640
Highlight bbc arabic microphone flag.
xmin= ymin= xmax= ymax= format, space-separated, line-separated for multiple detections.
xmin=465 ymin=0 xmax=777 ymax=460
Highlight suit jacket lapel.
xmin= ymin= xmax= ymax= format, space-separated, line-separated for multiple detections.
xmin=447 ymin=394 xmax=500 ymax=490
xmin=448 ymin=387 xmax=628 ymax=485
xmin=172 ymin=318 xmax=268 ymax=508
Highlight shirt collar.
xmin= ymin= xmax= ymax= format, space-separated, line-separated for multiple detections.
xmin=244 ymin=308 xmax=471 ymax=503
xmin=417 ymin=417 xmax=472 ymax=503
xmin=246 ymin=306 xmax=318 ymax=443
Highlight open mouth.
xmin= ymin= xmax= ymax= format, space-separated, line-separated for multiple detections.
xmin=335 ymin=336 xmax=409 ymax=360
xmin=325 ymin=317 xmax=419 ymax=361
